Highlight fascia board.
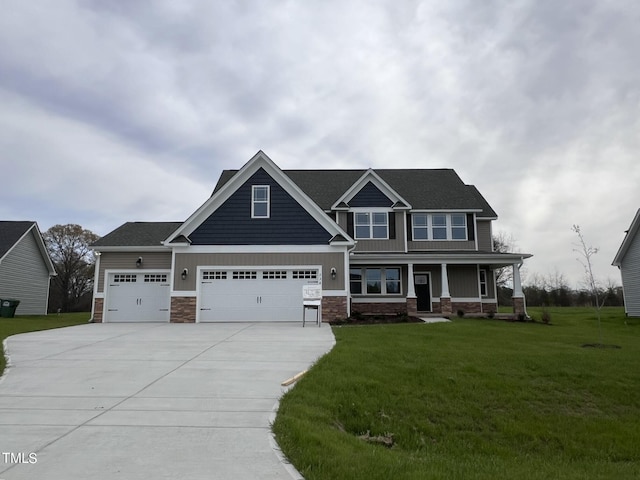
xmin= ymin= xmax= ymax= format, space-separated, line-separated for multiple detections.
xmin=331 ymin=169 xmax=412 ymax=210
xmin=612 ymin=208 xmax=640 ymax=266
xmin=165 ymin=150 xmax=355 ymax=246
xmin=411 ymin=209 xmax=484 ymax=213
xmin=92 ymin=245 xmax=170 ymax=253
xmin=350 ymin=252 xmax=533 ymax=266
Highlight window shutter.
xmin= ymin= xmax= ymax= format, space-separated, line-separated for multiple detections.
xmin=347 ymin=212 xmax=354 ymax=238
xmin=407 ymin=214 xmax=413 ymax=241
xmin=389 ymin=212 xmax=396 ymax=239
xmin=467 ymin=214 xmax=475 ymax=241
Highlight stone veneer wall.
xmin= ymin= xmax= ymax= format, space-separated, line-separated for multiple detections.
xmin=322 ymin=296 xmax=348 ymax=322
xmin=351 ymin=301 xmax=408 ymax=315
xmin=451 ymin=301 xmax=484 ymax=314
xmin=513 ymin=297 xmax=526 ymax=316
xmin=92 ymin=298 xmax=103 ymax=323
xmin=406 ymin=298 xmax=417 ymax=317
xmin=171 ymin=297 xmax=197 ymax=323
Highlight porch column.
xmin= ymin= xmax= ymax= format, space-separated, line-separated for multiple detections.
xmin=407 ymin=263 xmax=416 ymax=298
xmin=512 ymin=261 xmax=526 ymax=316
xmin=406 ymin=263 xmax=417 ymax=317
xmin=440 ymin=263 xmax=452 ymax=316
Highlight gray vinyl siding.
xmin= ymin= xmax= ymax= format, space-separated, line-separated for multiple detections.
xmin=414 ymin=265 xmax=441 ymax=296
xmin=448 ymin=265 xmax=480 ymax=297
xmin=0 ymin=230 xmax=51 ymax=315
xmin=349 ymin=182 xmax=394 ymax=207
xmin=338 ymin=211 xmax=405 ymax=252
xmin=174 ymin=252 xmax=345 ymax=291
xmin=620 ymin=231 xmax=640 ymax=317
xmin=408 ymin=240 xmax=476 ymax=251
xmin=96 ymin=251 xmax=172 ymax=292
xmin=477 ymin=220 xmax=493 ymax=251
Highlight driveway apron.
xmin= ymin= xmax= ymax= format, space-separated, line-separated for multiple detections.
xmin=0 ymin=323 xmax=335 ymax=480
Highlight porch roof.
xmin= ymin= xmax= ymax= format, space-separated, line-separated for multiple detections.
xmin=350 ymin=251 xmax=532 ymax=268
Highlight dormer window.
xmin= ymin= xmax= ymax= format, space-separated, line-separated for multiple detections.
xmin=252 ymin=185 xmax=270 ymax=218
xmin=355 ymin=212 xmax=388 ymax=239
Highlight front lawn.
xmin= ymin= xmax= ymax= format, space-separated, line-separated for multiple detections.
xmin=273 ymin=307 xmax=640 ymax=479
xmin=0 ymin=313 xmax=89 ymax=374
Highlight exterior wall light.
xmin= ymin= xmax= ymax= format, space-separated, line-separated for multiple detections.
xmin=330 ymin=267 xmax=337 ymax=279
xmin=181 ymin=268 xmax=189 ymax=280
xmin=136 ymin=257 xmax=143 ymax=268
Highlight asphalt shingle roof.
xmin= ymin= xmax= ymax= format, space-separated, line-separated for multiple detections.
xmin=92 ymin=222 xmax=183 ymax=247
xmin=0 ymin=221 xmax=35 ymax=258
xmin=214 ymin=168 xmax=498 ymax=217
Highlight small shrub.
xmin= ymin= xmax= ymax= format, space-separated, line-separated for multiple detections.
xmin=457 ymin=309 xmax=465 ymax=318
xmin=541 ymin=308 xmax=551 ymax=325
xmin=487 ymin=310 xmax=495 ymax=319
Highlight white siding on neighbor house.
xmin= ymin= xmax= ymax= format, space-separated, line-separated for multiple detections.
xmin=620 ymin=229 xmax=640 ymax=317
xmin=0 ymin=230 xmax=51 ymax=315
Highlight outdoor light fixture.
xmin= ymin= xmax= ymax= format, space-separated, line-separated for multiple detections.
xmin=181 ymin=268 xmax=189 ymax=280
xmin=136 ymin=257 xmax=143 ymax=268
xmin=330 ymin=267 xmax=337 ymax=279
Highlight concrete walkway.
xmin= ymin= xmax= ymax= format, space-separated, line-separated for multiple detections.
xmin=0 ymin=323 xmax=335 ymax=480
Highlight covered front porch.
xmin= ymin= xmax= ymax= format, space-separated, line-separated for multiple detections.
xmin=349 ymin=252 xmax=532 ymax=318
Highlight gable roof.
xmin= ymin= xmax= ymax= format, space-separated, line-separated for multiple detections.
xmin=0 ymin=221 xmax=56 ymax=274
xmin=166 ymin=151 xmax=354 ymax=245
xmin=92 ymin=222 xmax=183 ymax=249
xmin=612 ymin=208 xmax=640 ymax=266
xmin=215 ymin=168 xmax=497 ymax=217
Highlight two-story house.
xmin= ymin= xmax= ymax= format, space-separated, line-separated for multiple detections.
xmin=91 ymin=151 xmax=531 ymax=323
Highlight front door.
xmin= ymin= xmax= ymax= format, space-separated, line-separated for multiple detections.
xmin=414 ymin=274 xmax=432 ymax=312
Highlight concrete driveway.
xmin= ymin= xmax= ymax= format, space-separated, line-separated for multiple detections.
xmin=0 ymin=322 xmax=335 ymax=480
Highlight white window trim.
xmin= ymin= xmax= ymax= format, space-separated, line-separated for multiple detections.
xmin=351 ymin=266 xmax=402 ymax=296
xmin=353 ymin=209 xmax=390 ymax=240
xmin=412 ymin=213 xmax=468 ymax=241
xmin=479 ymin=269 xmax=488 ymax=297
xmin=251 ymin=185 xmax=270 ymax=218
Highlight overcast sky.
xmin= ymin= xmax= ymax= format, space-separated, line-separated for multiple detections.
xmin=1 ymin=0 xmax=638 ymax=289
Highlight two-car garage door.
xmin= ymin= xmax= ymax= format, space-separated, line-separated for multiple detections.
xmin=198 ymin=268 xmax=320 ymax=322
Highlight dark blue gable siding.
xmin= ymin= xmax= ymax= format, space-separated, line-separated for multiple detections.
xmin=190 ymin=168 xmax=332 ymax=245
xmin=349 ymin=182 xmax=394 ymax=207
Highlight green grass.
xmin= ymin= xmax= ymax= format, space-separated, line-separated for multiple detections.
xmin=273 ymin=307 xmax=640 ymax=479
xmin=0 ymin=313 xmax=89 ymax=374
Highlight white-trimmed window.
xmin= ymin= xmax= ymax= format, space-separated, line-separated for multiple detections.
xmin=351 ymin=267 xmax=401 ymax=295
xmin=412 ymin=213 xmax=468 ymax=241
xmin=355 ymin=212 xmax=388 ymax=239
xmin=479 ymin=270 xmax=488 ymax=297
xmin=252 ymin=185 xmax=270 ymax=218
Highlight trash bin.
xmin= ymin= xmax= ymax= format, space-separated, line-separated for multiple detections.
xmin=0 ymin=299 xmax=20 ymax=318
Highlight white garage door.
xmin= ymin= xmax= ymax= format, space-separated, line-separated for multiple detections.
xmin=105 ymin=272 xmax=171 ymax=322
xmin=198 ymin=268 xmax=320 ymax=322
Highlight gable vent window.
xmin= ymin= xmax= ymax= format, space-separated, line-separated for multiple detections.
xmin=252 ymin=185 xmax=270 ymax=218
xmin=233 ymin=271 xmax=257 ymax=280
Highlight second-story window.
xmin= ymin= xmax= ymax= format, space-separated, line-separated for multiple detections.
xmin=354 ymin=212 xmax=388 ymax=239
xmin=412 ymin=213 xmax=468 ymax=241
xmin=252 ymin=185 xmax=270 ymax=218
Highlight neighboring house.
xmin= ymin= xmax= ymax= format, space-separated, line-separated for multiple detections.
xmin=91 ymin=151 xmax=532 ymax=323
xmin=612 ymin=208 xmax=640 ymax=317
xmin=0 ymin=221 xmax=56 ymax=315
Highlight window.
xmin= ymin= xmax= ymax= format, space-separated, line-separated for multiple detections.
xmin=232 ymin=271 xmax=257 ymax=279
xmin=292 ymin=270 xmax=318 ymax=279
xmin=144 ymin=274 xmax=168 ymax=283
xmin=412 ymin=213 xmax=468 ymax=241
xmin=252 ymin=185 xmax=270 ymax=218
xmin=263 ymin=270 xmax=287 ymax=279
xmin=366 ymin=268 xmax=382 ymax=294
xmin=350 ymin=267 xmax=402 ymax=295
xmin=350 ymin=268 xmax=362 ymax=294
xmin=479 ymin=270 xmax=488 ymax=297
xmin=203 ymin=271 xmax=227 ymax=280
xmin=113 ymin=274 xmax=136 ymax=283
xmin=354 ymin=212 xmax=388 ymax=239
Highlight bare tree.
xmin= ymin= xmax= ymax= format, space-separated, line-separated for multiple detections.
xmin=493 ymin=231 xmax=518 ymax=288
xmin=44 ymin=224 xmax=100 ymax=312
xmin=572 ymin=224 xmax=605 ymax=342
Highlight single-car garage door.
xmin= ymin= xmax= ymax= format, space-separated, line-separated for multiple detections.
xmin=198 ymin=268 xmax=320 ymax=322
xmin=104 ymin=272 xmax=171 ymax=322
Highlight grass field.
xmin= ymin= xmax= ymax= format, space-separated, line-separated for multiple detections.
xmin=0 ymin=313 xmax=89 ymax=374
xmin=273 ymin=307 xmax=640 ymax=480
